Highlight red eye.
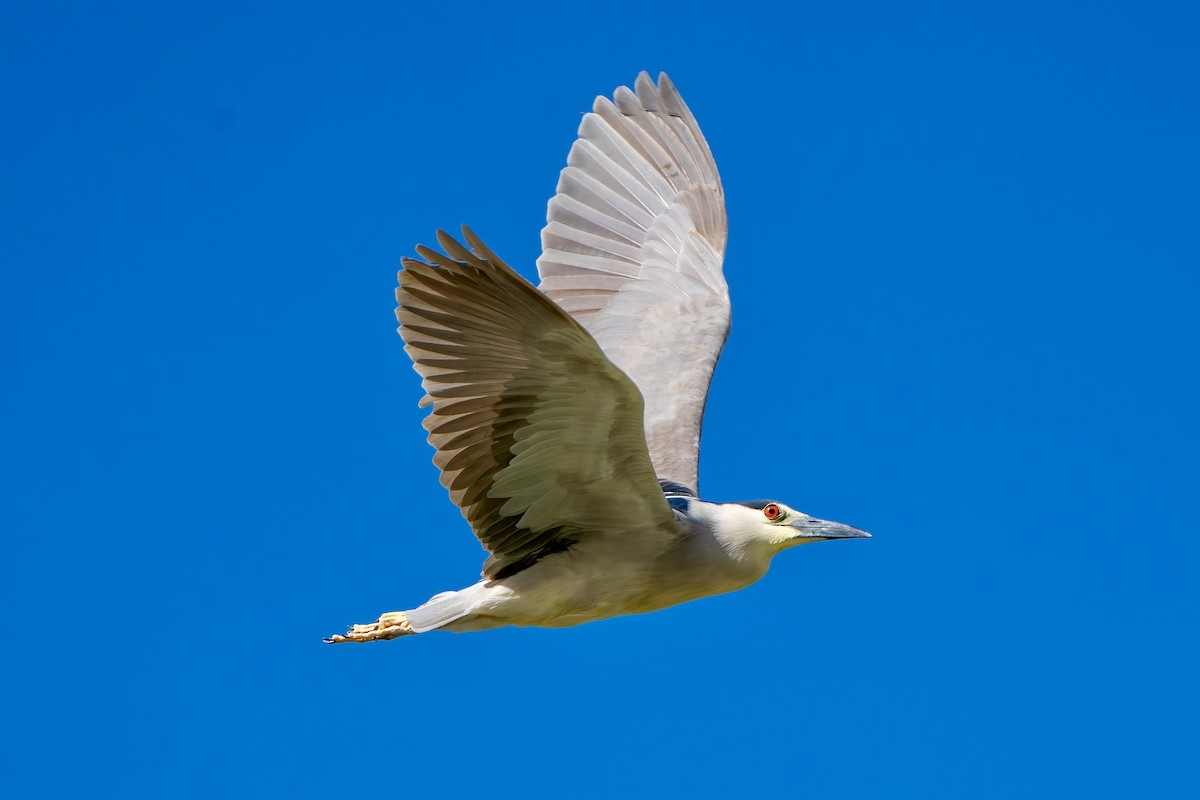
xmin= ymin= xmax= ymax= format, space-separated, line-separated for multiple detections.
xmin=763 ymin=503 xmax=782 ymax=520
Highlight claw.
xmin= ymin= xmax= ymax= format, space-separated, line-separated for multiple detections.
xmin=324 ymin=611 xmax=413 ymax=644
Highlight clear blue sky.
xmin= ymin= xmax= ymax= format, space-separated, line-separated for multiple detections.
xmin=3 ymin=2 xmax=1197 ymax=797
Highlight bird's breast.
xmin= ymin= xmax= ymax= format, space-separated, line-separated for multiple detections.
xmin=496 ymin=530 xmax=765 ymax=626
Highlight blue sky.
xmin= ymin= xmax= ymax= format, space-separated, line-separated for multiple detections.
xmin=3 ymin=2 xmax=1198 ymax=797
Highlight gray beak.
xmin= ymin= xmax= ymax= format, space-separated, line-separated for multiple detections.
xmin=791 ymin=517 xmax=872 ymax=540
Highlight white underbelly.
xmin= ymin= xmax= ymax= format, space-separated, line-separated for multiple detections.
xmin=464 ymin=547 xmax=761 ymax=628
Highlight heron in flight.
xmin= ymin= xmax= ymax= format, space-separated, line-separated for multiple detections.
xmin=326 ymin=72 xmax=869 ymax=643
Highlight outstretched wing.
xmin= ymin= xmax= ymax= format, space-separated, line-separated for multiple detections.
xmin=537 ymin=72 xmax=729 ymax=495
xmin=397 ymin=228 xmax=677 ymax=580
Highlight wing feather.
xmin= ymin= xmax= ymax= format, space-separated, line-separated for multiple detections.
xmin=398 ymin=227 xmax=676 ymax=579
xmin=537 ymin=72 xmax=729 ymax=494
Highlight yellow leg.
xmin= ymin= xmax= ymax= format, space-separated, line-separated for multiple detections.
xmin=324 ymin=611 xmax=414 ymax=644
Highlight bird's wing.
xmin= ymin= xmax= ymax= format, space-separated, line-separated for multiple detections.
xmin=537 ymin=71 xmax=729 ymax=496
xmin=397 ymin=228 xmax=678 ymax=580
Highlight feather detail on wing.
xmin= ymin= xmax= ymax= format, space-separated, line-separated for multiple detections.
xmin=397 ymin=228 xmax=677 ymax=580
xmin=537 ymin=72 xmax=729 ymax=495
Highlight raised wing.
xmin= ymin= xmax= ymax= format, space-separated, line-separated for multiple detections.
xmin=537 ymin=72 xmax=729 ymax=495
xmin=397 ymin=228 xmax=677 ymax=580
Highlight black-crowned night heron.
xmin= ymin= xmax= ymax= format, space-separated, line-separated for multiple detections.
xmin=325 ymin=72 xmax=869 ymax=643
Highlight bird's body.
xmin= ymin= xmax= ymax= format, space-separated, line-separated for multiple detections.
xmin=326 ymin=73 xmax=869 ymax=644
xmin=404 ymin=498 xmax=771 ymax=634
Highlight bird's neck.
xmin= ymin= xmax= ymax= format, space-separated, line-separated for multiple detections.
xmin=687 ymin=500 xmax=779 ymax=573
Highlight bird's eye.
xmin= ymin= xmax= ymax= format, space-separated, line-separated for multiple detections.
xmin=763 ymin=503 xmax=782 ymax=521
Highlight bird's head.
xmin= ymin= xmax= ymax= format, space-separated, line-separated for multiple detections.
xmin=705 ymin=499 xmax=871 ymax=557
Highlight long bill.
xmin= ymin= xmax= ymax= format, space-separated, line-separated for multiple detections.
xmin=790 ymin=517 xmax=872 ymax=540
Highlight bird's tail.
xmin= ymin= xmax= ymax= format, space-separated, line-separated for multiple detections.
xmin=405 ymin=583 xmax=490 ymax=633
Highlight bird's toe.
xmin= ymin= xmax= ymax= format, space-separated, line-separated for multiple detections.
xmin=325 ymin=611 xmax=413 ymax=644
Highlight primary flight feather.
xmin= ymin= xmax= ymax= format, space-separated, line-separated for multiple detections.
xmin=326 ymin=72 xmax=869 ymax=643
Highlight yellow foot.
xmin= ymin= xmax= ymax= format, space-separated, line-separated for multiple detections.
xmin=324 ymin=611 xmax=414 ymax=644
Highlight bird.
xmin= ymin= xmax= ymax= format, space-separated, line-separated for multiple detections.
xmin=325 ymin=71 xmax=870 ymax=644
